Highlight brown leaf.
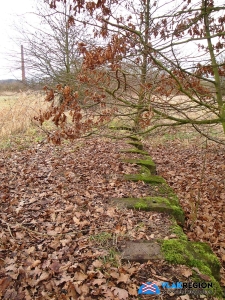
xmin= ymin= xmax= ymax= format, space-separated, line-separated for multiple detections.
xmin=31 ymin=260 xmax=41 ymax=268
xmin=38 ymin=271 xmax=50 ymax=282
xmin=110 ymin=270 xmax=119 ymax=279
xmin=92 ymin=260 xmax=103 ymax=268
xmin=180 ymin=296 xmax=190 ymax=300
xmin=49 ymin=261 xmax=61 ymax=273
xmin=15 ymin=231 xmax=25 ymax=239
xmin=0 ymin=277 xmax=12 ymax=296
xmin=112 ymin=287 xmax=129 ymax=299
xmin=47 ymin=229 xmax=59 ymax=236
xmin=180 ymin=268 xmax=192 ymax=278
xmin=153 ymin=273 xmax=170 ymax=281
xmin=73 ymin=216 xmax=81 ymax=225
xmin=92 ymin=278 xmax=106 ymax=285
xmin=192 ymin=267 xmax=200 ymax=274
xmin=117 ymin=273 xmax=130 ymax=284
xmin=103 ymin=288 xmax=114 ymax=298
xmin=96 ymin=207 xmax=104 ymax=214
xmin=67 ymin=282 xmax=78 ymax=298
xmin=28 ymin=197 xmax=37 ymax=204
xmin=26 ymin=246 xmax=35 ymax=254
xmin=127 ymin=267 xmax=136 ymax=275
xmin=221 ymin=277 xmax=225 ymax=286
xmin=54 ymin=274 xmax=74 ymax=286
xmin=198 ymin=273 xmax=211 ymax=281
xmin=106 ymin=207 xmax=115 ymax=217
xmin=79 ymin=283 xmax=90 ymax=295
xmin=60 ymin=237 xmax=72 ymax=246
xmin=220 ymin=193 xmax=225 ymax=200
xmin=49 ymin=239 xmax=61 ymax=250
xmin=74 ymin=271 xmax=88 ymax=281
xmin=38 ymin=291 xmax=52 ymax=300
xmin=128 ymin=284 xmax=137 ymax=296
xmin=50 ymin=212 xmax=56 ymax=221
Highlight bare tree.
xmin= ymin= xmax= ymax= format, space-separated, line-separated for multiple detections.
xmin=13 ymin=0 xmax=91 ymax=91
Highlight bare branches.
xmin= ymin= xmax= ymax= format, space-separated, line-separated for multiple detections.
xmin=36 ymin=0 xmax=225 ymax=144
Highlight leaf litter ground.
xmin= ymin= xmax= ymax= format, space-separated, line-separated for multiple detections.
xmin=0 ymin=138 xmax=222 ymax=299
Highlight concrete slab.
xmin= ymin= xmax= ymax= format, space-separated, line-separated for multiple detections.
xmin=121 ymin=241 xmax=163 ymax=262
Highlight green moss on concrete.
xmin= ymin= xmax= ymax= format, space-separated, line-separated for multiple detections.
xmin=123 ymin=173 xmax=165 ymax=184
xmin=129 ymin=135 xmax=140 ymax=141
xmin=140 ymin=165 xmax=151 ymax=176
xmin=150 ymin=182 xmax=180 ymax=206
xmin=170 ymin=222 xmax=187 ymax=241
xmin=161 ymin=239 xmax=222 ymax=296
xmin=122 ymin=158 xmax=156 ymax=175
xmin=120 ymin=148 xmax=149 ymax=155
xmin=127 ymin=141 xmax=143 ymax=150
xmin=134 ymin=201 xmax=148 ymax=210
xmin=111 ymin=196 xmax=185 ymax=225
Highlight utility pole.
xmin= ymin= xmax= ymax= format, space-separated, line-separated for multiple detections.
xmin=21 ymin=45 xmax=26 ymax=83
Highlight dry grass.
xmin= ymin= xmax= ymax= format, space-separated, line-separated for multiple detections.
xmin=0 ymin=91 xmax=50 ymax=140
xmin=0 ymin=90 xmax=224 ymax=149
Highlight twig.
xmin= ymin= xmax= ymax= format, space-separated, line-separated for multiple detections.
xmin=1 ymin=220 xmax=114 ymax=241
xmin=6 ymin=223 xmax=15 ymax=240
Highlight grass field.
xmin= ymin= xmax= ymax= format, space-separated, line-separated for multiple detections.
xmin=0 ymin=91 xmax=52 ymax=148
xmin=0 ymin=90 xmax=224 ymax=149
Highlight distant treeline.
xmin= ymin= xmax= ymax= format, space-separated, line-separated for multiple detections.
xmin=0 ymin=79 xmax=47 ymax=92
xmin=0 ymin=80 xmax=26 ymax=92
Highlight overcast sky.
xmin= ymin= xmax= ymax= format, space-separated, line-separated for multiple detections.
xmin=0 ymin=0 xmax=224 ymax=81
xmin=0 ymin=0 xmax=37 ymax=80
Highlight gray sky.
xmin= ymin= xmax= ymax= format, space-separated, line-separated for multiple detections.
xmin=0 ymin=0 xmax=37 ymax=80
xmin=0 ymin=0 xmax=224 ymax=80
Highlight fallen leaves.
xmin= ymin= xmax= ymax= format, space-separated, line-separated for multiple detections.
xmin=0 ymin=137 xmax=222 ymax=298
xmin=0 ymin=138 xmax=176 ymax=299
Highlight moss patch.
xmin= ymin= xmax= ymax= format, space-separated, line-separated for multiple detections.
xmin=110 ymin=196 xmax=185 ymax=225
xmin=123 ymin=173 xmax=165 ymax=184
xmin=161 ymin=239 xmax=222 ymax=296
xmin=127 ymin=141 xmax=143 ymax=150
xmin=149 ymin=182 xmax=180 ymax=206
xmin=170 ymin=222 xmax=187 ymax=241
xmin=128 ymin=135 xmax=140 ymax=141
xmin=121 ymin=158 xmax=156 ymax=174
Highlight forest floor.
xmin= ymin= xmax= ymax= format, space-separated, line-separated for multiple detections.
xmin=0 ymin=132 xmax=224 ymax=299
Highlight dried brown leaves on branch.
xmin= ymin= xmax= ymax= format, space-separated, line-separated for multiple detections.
xmin=35 ymin=84 xmax=114 ymax=144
